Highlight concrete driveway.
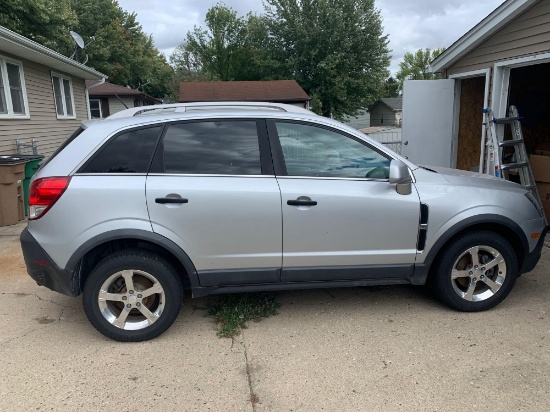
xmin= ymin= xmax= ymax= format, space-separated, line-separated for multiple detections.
xmin=1 ymin=222 xmax=549 ymax=411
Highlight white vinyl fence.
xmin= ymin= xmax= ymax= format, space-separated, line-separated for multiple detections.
xmin=367 ymin=128 xmax=402 ymax=155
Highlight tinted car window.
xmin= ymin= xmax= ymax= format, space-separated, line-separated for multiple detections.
xmin=80 ymin=126 xmax=162 ymax=173
xmin=276 ymin=122 xmax=390 ymax=178
xmin=163 ymin=121 xmax=262 ymax=175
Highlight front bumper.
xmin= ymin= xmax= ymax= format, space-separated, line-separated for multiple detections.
xmin=519 ymin=227 xmax=547 ymax=275
xmin=20 ymin=228 xmax=79 ymax=296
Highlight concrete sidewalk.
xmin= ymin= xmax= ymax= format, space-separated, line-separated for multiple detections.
xmin=1 ymin=222 xmax=549 ymax=411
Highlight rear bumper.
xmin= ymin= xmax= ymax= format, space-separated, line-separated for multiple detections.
xmin=519 ymin=227 xmax=547 ymax=274
xmin=20 ymin=228 xmax=79 ymax=296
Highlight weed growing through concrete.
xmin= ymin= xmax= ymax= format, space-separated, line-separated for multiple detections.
xmin=206 ymin=293 xmax=280 ymax=338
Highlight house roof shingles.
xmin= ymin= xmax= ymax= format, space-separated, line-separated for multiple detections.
xmin=378 ymin=98 xmax=402 ymax=111
xmin=86 ymin=80 xmax=142 ymax=96
xmin=179 ymin=80 xmax=310 ymax=103
xmin=0 ymin=26 xmax=106 ymax=80
xmin=86 ymin=80 xmax=161 ymax=103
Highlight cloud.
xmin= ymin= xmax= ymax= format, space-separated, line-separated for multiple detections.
xmin=377 ymin=0 xmax=503 ymax=74
xmin=117 ymin=0 xmax=505 ymax=73
xmin=118 ymin=0 xmax=265 ymax=58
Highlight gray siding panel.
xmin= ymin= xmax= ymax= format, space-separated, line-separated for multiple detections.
xmin=0 ymin=55 xmax=88 ymax=157
xmin=448 ymin=0 xmax=550 ymax=75
xmin=370 ymin=104 xmax=397 ymax=127
xmin=108 ymin=97 xmax=134 ymax=114
xmin=343 ymin=112 xmax=371 ymax=129
xmin=464 ymin=31 xmax=550 ymax=60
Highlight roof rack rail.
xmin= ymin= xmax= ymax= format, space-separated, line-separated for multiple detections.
xmin=106 ymin=101 xmax=312 ymax=119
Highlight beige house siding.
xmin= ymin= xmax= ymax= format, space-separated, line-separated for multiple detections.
xmin=108 ymin=97 xmax=135 ymax=115
xmin=448 ymin=0 xmax=550 ymax=75
xmin=0 ymin=53 xmax=88 ymax=157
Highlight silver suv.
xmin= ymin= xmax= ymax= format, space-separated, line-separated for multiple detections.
xmin=20 ymin=102 xmax=547 ymax=341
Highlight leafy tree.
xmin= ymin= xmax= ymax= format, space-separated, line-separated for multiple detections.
xmin=0 ymin=0 xmax=77 ymax=51
xmin=71 ymin=0 xmax=173 ymax=98
xmin=70 ymin=0 xmax=124 ymax=38
xmin=182 ymin=4 xmax=247 ymax=81
xmin=264 ymin=0 xmax=390 ymax=119
xmin=174 ymin=4 xmax=275 ymax=82
xmin=0 ymin=0 xmax=173 ymax=98
xmin=175 ymin=1 xmax=390 ymax=118
xmin=396 ymin=48 xmax=446 ymax=91
xmin=166 ymin=46 xmax=211 ymax=102
xmin=383 ymin=77 xmax=400 ymax=98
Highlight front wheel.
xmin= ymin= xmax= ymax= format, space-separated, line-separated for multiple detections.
xmin=431 ymin=231 xmax=518 ymax=312
xmin=83 ymin=250 xmax=183 ymax=342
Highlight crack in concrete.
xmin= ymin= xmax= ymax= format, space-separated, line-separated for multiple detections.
xmin=1 ymin=292 xmax=76 ymax=310
xmin=1 ymin=325 xmax=50 ymax=345
xmin=240 ymin=330 xmax=259 ymax=411
xmin=0 ymin=230 xmax=25 ymax=240
xmin=58 ymin=305 xmax=69 ymax=322
xmin=0 ymin=292 xmax=83 ymax=345
xmin=1 ymin=306 xmax=65 ymax=345
xmin=190 ymin=305 xmax=207 ymax=316
xmin=323 ymin=289 xmax=336 ymax=299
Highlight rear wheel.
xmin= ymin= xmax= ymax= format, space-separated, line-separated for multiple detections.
xmin=431 ymin=231 xmax=518 ymax=312
xmin=83 ymin=250 xmax=183 ymax=341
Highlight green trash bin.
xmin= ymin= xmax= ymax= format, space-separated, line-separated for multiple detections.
xmin=7 ymin=154 xmax=45 ymax=217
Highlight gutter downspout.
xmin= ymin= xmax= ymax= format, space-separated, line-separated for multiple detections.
xmin=86 ymin=78 xmax=106 ymax=119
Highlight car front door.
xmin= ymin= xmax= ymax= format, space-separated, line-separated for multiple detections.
xmin=146 ymin=119 xmax=282 ymax=287
xmin=269 ymin=120 xmax=421 ymax=282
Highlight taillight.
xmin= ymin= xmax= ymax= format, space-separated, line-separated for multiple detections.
xmin=28 ymin=177 xmax=71 ymax=220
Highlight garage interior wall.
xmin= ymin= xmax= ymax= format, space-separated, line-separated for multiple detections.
xmin=508 ymin=63 xmax=550 ymax=154
xmin=456 ymin=76 xmax=486 ymax=171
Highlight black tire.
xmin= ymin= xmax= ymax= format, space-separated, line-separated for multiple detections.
xmin=83 ymin=249 xmax=183 ymax=342
xmin=431 ymin=231 xmax=518 ymax=312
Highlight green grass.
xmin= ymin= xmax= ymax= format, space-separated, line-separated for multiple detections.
xmin=205 ymin=293 xmax=280 ymax=338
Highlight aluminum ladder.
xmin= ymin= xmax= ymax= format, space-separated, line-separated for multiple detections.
xmin=482 ymin=105 xmax=543 ymax=214
xmin=481 ymin=108 xmax=501 ymax=176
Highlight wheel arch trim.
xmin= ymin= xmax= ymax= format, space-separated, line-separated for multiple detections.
xmin=411 ymin=214 xmax=529 ymax=285
xmin=65 ymin=229 xmax=200 ymax=289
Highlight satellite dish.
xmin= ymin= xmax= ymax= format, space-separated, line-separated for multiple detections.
xmin=69 ymin=31 xmax=96 ymax=62
xmin=70 ymin=31 xmax=85 ymax=49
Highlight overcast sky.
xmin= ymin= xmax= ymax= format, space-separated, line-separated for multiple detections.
xmin=117 ymin=0 xmax=504 ymax=75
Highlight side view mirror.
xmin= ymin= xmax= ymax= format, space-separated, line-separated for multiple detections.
xmin=389 ymin=160 xmax=412 ymax=195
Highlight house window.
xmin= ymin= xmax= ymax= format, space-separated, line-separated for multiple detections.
xmin=51 ymin=73 xmax=75 ymax=118
xmin=0 ymin=56 xmax=29 ymax=118
xmin=89 ymin=99 xmax=102 ymax=118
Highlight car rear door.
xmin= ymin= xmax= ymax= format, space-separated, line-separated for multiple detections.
xmin=146 ymin=119 xmax=282 ymax=287
xmin=268 ymin=120 xmax=421 ymax=282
